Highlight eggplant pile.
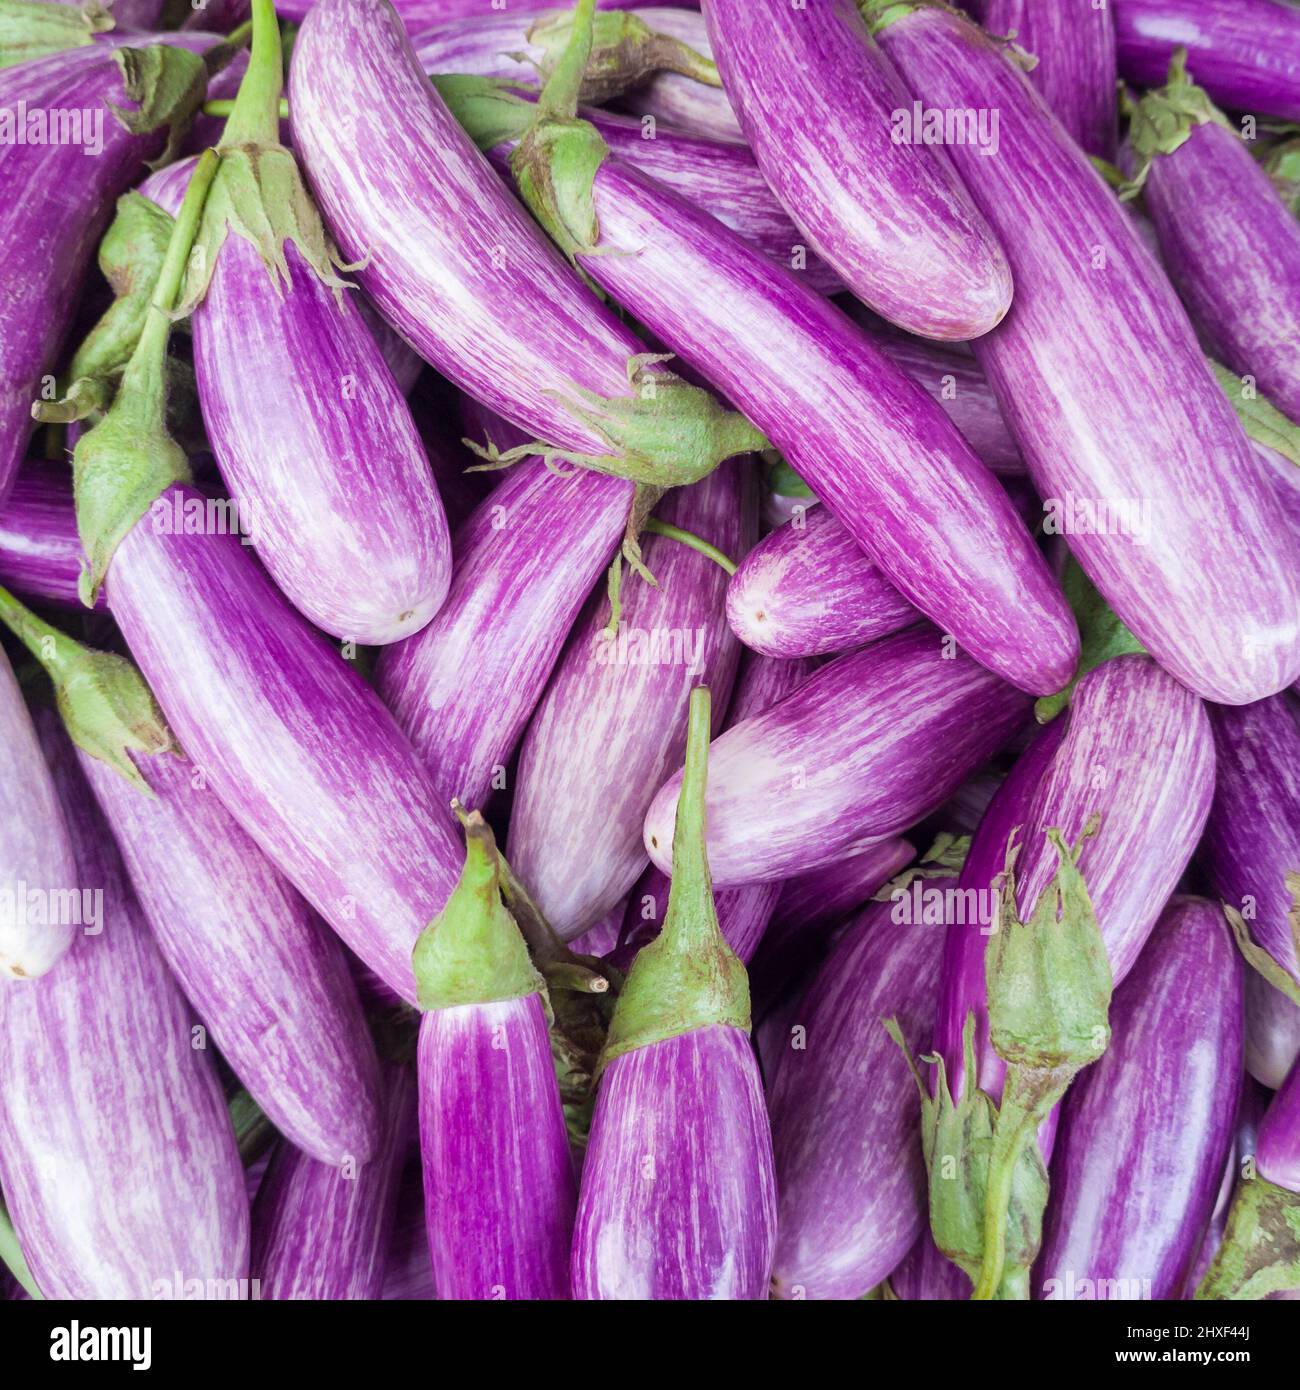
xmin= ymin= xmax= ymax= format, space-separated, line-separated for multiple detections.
xmin=2 ymin=0 xmax=1300 ymax=1307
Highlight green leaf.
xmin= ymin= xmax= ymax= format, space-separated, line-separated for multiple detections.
xmin=1196 ymin=1177 xmax=1300 ymax=1300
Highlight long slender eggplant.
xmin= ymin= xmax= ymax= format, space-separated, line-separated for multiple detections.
xmin=1036 ymin=897 xmax=1243 ymax=1301
xmin=979 ymin=0 xmax=1118 ymax=159
xmin=702 ymin=0 xmax=1012 ymax=339
xmin=507 ymin=461 xmax=752 ymax=940
xmin=0 ymin=713 xmax=247 ymax=1299
xmin=251 ymin=1064 xmax=414 ymax=1299
xmin=865 ymin=0 xmax=1300 ymax=705
xmin=572 ymin=687 xmax=776 ymax=1299
xmin=644 ymin=627 xmax=1031 ymax=888
xmin=0 ymin=465 xmax=101 ymax=610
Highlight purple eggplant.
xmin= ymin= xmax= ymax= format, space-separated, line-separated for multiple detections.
xmin=726 ymin=503 xmax=919 ymax=659
xmin=507 ymin=461 xmax=752 ymax=940
xmin=379 ymin=1153 xmax=435 ymax=1301
xmin=0 ymin=712 xmax=247 ymax=1299
xmin=1036 ymin=897 xmax=1244 ymax=1301
xmin=702 ymin=0 xmax=1012 ymax=339
xmin=572 ymin=686 xmax=776 ymax=1299
xmin=77 ymin=740 xmax=383 ymax=1166
xmin=1131 ymin=57 xmax=1300 ymax=426
xmin=251 ymin=1064 xmax=414 ymax=1300
xmin=888 ymin=1228 xmax=972 ymax=1300
xmin=866 ymin=0 xmax=1300 ymax=705
xmin=644 ymin=627 xmax=1031 ymax=888
xmin=413 ymin=815 xmax=576 ymax=1300
xmin=289 ymin=0 xmax=763 ymax=491
xmin=0 ymin=464 xmax=101 ymax=610
xmin=1245 ymin=973 xmax=1300 ymax=1092
xmin=376 ymin=460 xmax=631 ymax=813
xmin=979 ymin=0 xmax=1118 ymax=159
xmin=1114 ymin=0 xmax=1300 ymax=123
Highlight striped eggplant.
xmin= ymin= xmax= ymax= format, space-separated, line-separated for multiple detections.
xmin=888 ymin=1228 xmax=972 ymax=1300
xmin=107 ymin=485 xmax=464 ymax=1005
xmin=726 ymin=503 xmax=919 ymax=659
xmin=0 ymin=712 xmax=247 ymax=1299
xmin=507 ymin=461 xmax=752 ymax=940
xmin=1245 ymin=973 xmax=1300 ymax=1092
xmin=702 ymin=0 xmax=1012 ymax=340
xmin=866 ymin=0 xmax=1300 ymax=705
xmin=399 ymin=0 xmax=668 ymax=22
xmin=979 ymin=0 xmax=1118 ymax=159
xmin=0 ymin=647 xmax=77 ymax=978
xmin=289 ymin=0 xmax=763 ymax=493
xmin=413 ymin=815 xmax=576 ymax=1300
xmin=1131 ymin=58 xmax=1300 ymax=424
xmin=77 ymin=739 xmax=383 ymax=1166
xmin=251 ymin=1064 xmax=414 ymax=1299
xmin=612 ymin=5 xmax=741 ymax=142
xmin=572 ymin=687 xmax=776 ymax=1299
xmin=0 ymin=464 xmax=100 ymax=610
xmin=1114 ymin=0 xmax=1300 ymax=123
xmin=643 ymin=627 xmax=1031 ymax=889
xmin=376 ymin=461 xmax=631 ymax=812
xmin=768 ymin=898 xmax=945 ymax=1300
xmin=1036 ymin=897 xmax=1244 ymax=1301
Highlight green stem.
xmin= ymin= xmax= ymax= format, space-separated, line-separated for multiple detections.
xmin=218 ymin=0 xmax=283 ymax=148
xmin=642 ymin=518 xmax=737 ymax=575
xmin=224 ymin=18 xmax=254 ymax=49
xmin=536 ymin=0 xmax=596 ymax=121
xmin=204 ymin=96 xmax=288 ymax=118
xmin=971 ymin=1068 xmax=1044 ymax=1301
xmin=663 ymin=685 xmax=714 ymax=952
xmin=0 ymin=585 xmax=72 ymax=673
xmin=0 ymin=1205 xmax=42 ymax=1300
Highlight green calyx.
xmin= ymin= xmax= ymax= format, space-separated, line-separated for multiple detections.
xmin=766 ymin=454 xmax=814 ymax=501
xmin=411 ymin=811 xmax=545 ymax=1013
xmin=111 ymin=42 xmax=212 ymax=170
xmin=1196 ymin=1176 xmax=1300 ymax=1300
xmin=1122 ymin=47 xmax=1236 ymax=199
xmin=431 ymin=73 xmax=536 ymax=151
xmin=1224 ymin=875 xmax=1300 ymax=1010
xmin=1210 ymin=359 xmax=1300 ymax=470
xmin=512 ymin=115 xmax=609 ymax=265
xmin=874 ymin=831 xmax=971 ymax=900
xmin=0 ymin=586 xmax=177 ymax=794
xmin=0 ymin=0 xmax=111 ymax=71
xmin=857 ymin=0 xmax=958 ymax=37
xmin=1261 ymin=137 xmax=1300 ymax=216
xmin=1034 ymin=556 xmax=1145 ymax=723
xmin=599 ymin=686 xmax=750 ymax=1072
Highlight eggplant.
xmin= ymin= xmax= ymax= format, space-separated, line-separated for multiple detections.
xmin=1245 ymin=973 xmax=1300 ymax=1092
xmin=1036 ymin=897 xmax=1244 ymax=1301
xmin=572 ymin=687 xmax=776 ymax=1299
xmin=376 ymin=460 xmax=631 ymax=813
xmin=1131 ymin=56 xmax=1300 ymax=426
xmin=643 ymin=627 xmax=1031 ymax=889
xmin=0 ymin=712 xmax=247 ymax=1299
xmin=866 ymin=0 xmax=1300 ymax=705
xmin=702 ymin=0 xmax=1012 ymax=339
xmin=413 ymin=815 xmax=576 ymax=1300
xmin=1114 ymin=0 xmax=1300 ymax=123
xmin=979 ymin=0 xmax=1118 ymax=159
xmin=507 ymin=461 xmax=752 ymax=940
xmin=889 ymin=1228 xmax=973 ymax=1300
xmin=251 ymin=1064 xmax=415 ymax=1300
xmin=0 ymin=464 xmax=101 ymax=610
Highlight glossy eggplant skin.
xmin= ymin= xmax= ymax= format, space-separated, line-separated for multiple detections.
xmin=769 ymin=900 xmax=944 ymax=1300
xmin=0 ymin=714 xmax=248 ymax=1300
xmin=1114 ymin=0 xmax=1300 ymax=123
xmin=419 ymin=994 xmax=576 ymax=1299
xmin=107 ymin=484 xmax=464 ymax=1007
xmin=571 ymin=1024 xmax=777 ymax=1300
xmin=1245 ymin=973 xmax=1300 ymax=1092
xmin=1037 ymin=897 xmax=1244 ymax=1301
xmin=702 ymin=0 xmax=1012 ymax=339
xmin=0 ymin=464 xmax=103 ymax=610
xmin=78 ymin=744 xmax=383 ymax=1166
xmin=1143 ymin=117 xmax=1300 ymax=426
xmin=1258 ymin=1059 xmax=1300 ymax=1195
xmin=873 ymin=2 xmax=1300 ymax=705
xmin=643 ymin=628 xmax=1031 ymax=889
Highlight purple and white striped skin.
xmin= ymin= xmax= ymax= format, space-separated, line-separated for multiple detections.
xmin=643 ymin=628 xmax=1032 ymax=888
xmin=398 ymin=0 xmax=666 ymax=21
xmin=105 ymin=484 xmax=464 ymax=1006
xmin=1140 ymin=112 xmax=1300 ymax=425
xmin=572 ymin=1024 xmax=776 ymax=1299
xmin=420 ymin=993 xmax=576 ymax=1298
xmin=252 ymin=1065 xmax=414 ymax=1299
xmin=768 ymin=900 xmax=944 ymax=1300
xmin=379 ymin=1154 xmax=434 ymax=1300
xmin=613 ymin=6 xmax=742 ymax=143
xmin=0 ymin=651 xmax=77 ymax=978
xmin=290 ymin=0 xmax=741 ymax=477
xmin=871 ymin=2 xmax=1300 ymax=705
xmin=507 ymin=462 xmax=752 ymax=940
xmin=0 ymin=465 xmax=102 ymax=610
xmin=1114 ymin=0 xmax=1300 ymax=123
xmin=979 ymin=0 xmax=1118 ymax=159
xmin=376 ymin=461 xmax=631 ymax=812
xmin=934 ymin=655 xmax=1215 ymax=1112
xmin=1258 ymin=1059 xmax=1300 ymax=1196
xmin=138 ymin=159 xmax=452 ymax=647
xmin=1036 ymin=897 xmax=1244 ymax=1301
xmin=0 ymin=714 xmax=247 ymax=1299
xmin=573 ymin=159 xmax=1077 ymax=695
xmin=702 ymin=0 xmax=1013 ymax=340
xmin=889 ymin=1227 xmax=972 ymax=1300
xmin=1245 ymin=974 xmax=1300 ymax=1092
xmin=77 ymin=743 xmax=383 ymax=1166
xmin=726 ymin=503 xmax=919 ymax=659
